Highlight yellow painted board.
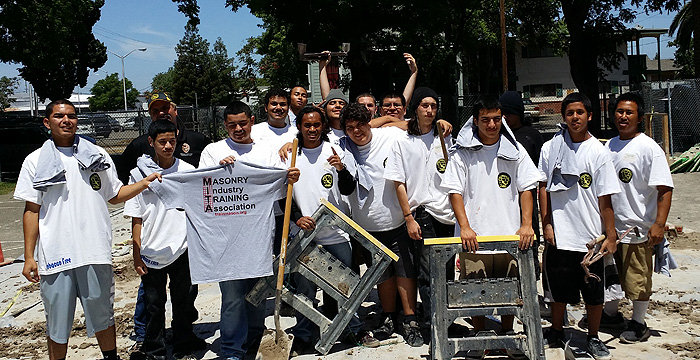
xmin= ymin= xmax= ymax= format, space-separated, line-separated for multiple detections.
xmin=424 ymin=235 xmax=520 ymax=245
xmin=320 ymin=198 xmax=399 ymax=261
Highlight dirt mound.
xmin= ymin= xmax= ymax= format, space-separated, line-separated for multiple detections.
xmin=663 ymin=341 xmax=700 ymax=358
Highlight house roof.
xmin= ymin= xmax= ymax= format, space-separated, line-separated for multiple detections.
xmin=645 ymin=56 xmax=680 ymax=72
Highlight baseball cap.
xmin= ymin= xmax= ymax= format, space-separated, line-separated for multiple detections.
xmin=148 ymin=92 xmax=172 ymax=111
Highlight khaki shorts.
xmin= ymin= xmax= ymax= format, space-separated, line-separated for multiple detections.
xmin=615 ymin=242 xmax=653 ymax=301
xmin=459 ymin=252 xmax=518 ymax=280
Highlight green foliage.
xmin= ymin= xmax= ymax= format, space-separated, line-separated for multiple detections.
xmin=0 ymin=76 xmax=18 ymax=111
xmin=220 ymin=0 xmax=560 ymax=100
xmin=670 ymin=39 xmax=695 ymax=78
xmin=89 ymin=73 xmax=139 ymax=111
xmin=0 ymin=0 xmax=107 ymax=101
xmin=669 ymin=0 xmax=698 ymax=77
xmin=0 ymin=181 xmax=16 ymax=196
xmin=170 ymin=25 xmax=236 ymax=106
xmin=151 ymin=67 xmax=176 ymax=94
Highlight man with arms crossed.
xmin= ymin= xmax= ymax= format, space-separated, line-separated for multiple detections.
xmin=16 ymin=99 xmax=161 ymax=360
xmin=603 ymin=93 xmax=673 ymax=343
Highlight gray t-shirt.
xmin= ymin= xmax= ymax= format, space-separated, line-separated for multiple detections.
xmin=150 ymin=161 xmax=287 ymax=283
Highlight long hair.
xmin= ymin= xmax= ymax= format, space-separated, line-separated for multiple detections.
xmin=295 ymin=106 xmax=330 ymax=154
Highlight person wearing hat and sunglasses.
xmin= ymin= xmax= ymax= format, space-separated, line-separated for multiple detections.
xmin=117 ymin=92 xmax=211 ymax=184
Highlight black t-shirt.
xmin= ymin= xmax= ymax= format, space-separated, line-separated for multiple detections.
xmin=117 ymin=129 xmax=211 ymax=184
xmin=512 ymin=125 xmax=544 ymax=165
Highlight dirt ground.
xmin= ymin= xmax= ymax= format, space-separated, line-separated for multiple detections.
xmin=0 ymin=173 xmax=699 ymax=360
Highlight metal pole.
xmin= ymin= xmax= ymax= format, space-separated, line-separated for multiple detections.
xmin=499 ymin=0 xmax=508 ymax=91
xmin=107 ymin=48 xmax=147 ymax=111
xmin=121 ymin=56 xmax=127 ymax=110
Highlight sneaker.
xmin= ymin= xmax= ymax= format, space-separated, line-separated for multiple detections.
xmin=583 ymin=311 xmax=626 ymax=330
xmin=542 ymin=328 xmax=565 ymax=349
xmin=587 ymin=337 xmax=612 ymax=360
xmin=402 ymin=320 xmax=424 ymax=347
xmin=358 ymin=330 xmax=380 ymax=348
xmin=619 ymin=319 xmax=651 ymax=343
xmin=374 ymin=314 xmax=395 ymax=337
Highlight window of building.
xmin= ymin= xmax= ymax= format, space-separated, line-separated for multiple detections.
xmin=523 ymin=84 xmax=563 ymax=98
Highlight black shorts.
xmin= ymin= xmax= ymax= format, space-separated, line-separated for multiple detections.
xmin=544 ymin=245 xmax=604 ymax=305
xmin=370 ymin=225 xmax=417 ymax=282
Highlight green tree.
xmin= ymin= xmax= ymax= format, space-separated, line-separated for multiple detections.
xmin=151 ymin=67 xmax=176 ymax=94
xmin=0 ymin=76 xmax=18 ymax=111
xmin=669 ymin=0 xmax=699 ymax=77
xmin=558 ymin=0 xmax=682 ymax=134
xmin=207 ymin=38 xmax=236 ymax=105
xmin=89 ymin=73 xmax=139 ymax=111
xmin=669 ymin=39 xmax=695 ymax=78
xmin=171 ymin=25 xmax=237 ymax=106
xmin=0 ymin=0 xmax=107 ymax=101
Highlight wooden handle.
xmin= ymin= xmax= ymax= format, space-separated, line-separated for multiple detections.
xmin=437 ymin=122 xmax=448 ymax=162
xmin=276 ymin=138 xmax=298 ymax=291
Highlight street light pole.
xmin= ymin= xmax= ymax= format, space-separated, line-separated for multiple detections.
xmin=107 ymin=48 xmax=147 ymax=110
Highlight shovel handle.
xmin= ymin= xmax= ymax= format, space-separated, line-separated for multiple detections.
xmin=437 ymin=122 xmax=449 ymax=162
xmin=276 ymin=138 xmax=298 ymax=290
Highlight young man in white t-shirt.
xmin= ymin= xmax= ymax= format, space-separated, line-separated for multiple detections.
xmin=198 ymin=101 xmax=300 ymax=360
xmin=384 ymin=87 xmax=456 ymax=326
xmin=289 ymin=86 xmax=308 ymax=126
xmin=124 ymin=120 xmax=204 ymax=360
xmin=15 ymin=99 xmax=161 ymax=360
xmin=538 ymin=93 xmax=620 ymax=359
xmin=443 ymin=97 xmax=542 ymax=355
xmin=604 ymin=93 xmax=674 ymax=344
xmin=285 ymin=106 xmax=379 ymax=354
xmin=340 ymin=103 xmax=425 ymax=346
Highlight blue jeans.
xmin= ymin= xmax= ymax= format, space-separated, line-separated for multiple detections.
xmin=291 ymin=242 xmax=363 ymax=342
xmin=219 ymin=278 xmax=266 ymax=358
xmin=133 ymin=282 xmax=148 ymax=342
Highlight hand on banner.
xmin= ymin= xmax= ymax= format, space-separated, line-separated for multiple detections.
xmin=219 ymin=156 xmax=236 ymax=165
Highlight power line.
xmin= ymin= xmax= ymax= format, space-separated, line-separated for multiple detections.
xmin=94 ymin=25 xmax=177 ymax=47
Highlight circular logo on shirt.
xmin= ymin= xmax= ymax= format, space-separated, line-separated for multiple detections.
xmin=579 ymin=172 xmax=593 ymax=189
xmin=321 ymin=173 xmax=333 ymax=188
xmin=619 ymin=168 xmax=633 ymax=183
xmin=383 ymin=157 xmax=388 ymax=168
xmin=436 ymin=159 xmax=447 ymax=174
xmin=181 ymin=142 xmax=190 ymax=154
xmin=497 ymin=172 xmax=512 ymax=188
xmin=89 ymin=173 xmax=102 ymax=191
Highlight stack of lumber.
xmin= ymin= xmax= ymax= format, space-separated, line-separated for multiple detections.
xmin=670 ymin=144 xmax=700 ymax=173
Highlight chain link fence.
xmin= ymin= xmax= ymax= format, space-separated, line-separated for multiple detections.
xmin=641 ymin=79 xmax=700 ymax=154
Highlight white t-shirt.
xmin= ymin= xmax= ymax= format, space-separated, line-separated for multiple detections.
xmin=287 ymin=142 xmax=350 ymax=245
xmin=124 ymin=159 xmax=195 ymax=268
xmin=346 ymin=127 xmax=407 ymax=232
xmin=149 ymin=162 xmax=288 ymax=283
xmin=605 ymin=134 xmax=674 ymax=244
xmin=14 ymin=146 xmax=122 ymax=275
xmin=442 ymin=140 xmax=542 ymax=237
xmin=251 ymin=122 xmax=298 ymax=153
xmin=384 ymin=131 xmax=455 ymax=225
xmin=199 ymin=138 xmax=284 ymax=169
xmin=328 ymin=128 xmax=345 ymax=146
xmin=288 ymin=110 xmax=297 ymax=128
xmin=539 ymin=135 xmax=621 ymax=252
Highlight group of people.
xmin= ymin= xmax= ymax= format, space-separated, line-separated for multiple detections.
xmin=15 ymin=51 xmax=673 ymax=360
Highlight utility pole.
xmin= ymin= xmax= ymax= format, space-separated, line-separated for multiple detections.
xmin=107 ymin=48 xmax=147 ymax=110
xmin=499 ymin=0 xmax=508 ymax=92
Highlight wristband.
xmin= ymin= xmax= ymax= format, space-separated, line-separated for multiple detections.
xmin=403 ymin=213 xmax=412 ymax=218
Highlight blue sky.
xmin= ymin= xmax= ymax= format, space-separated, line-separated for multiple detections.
xmin=0 ymin=1 xmax=682 ymax=97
